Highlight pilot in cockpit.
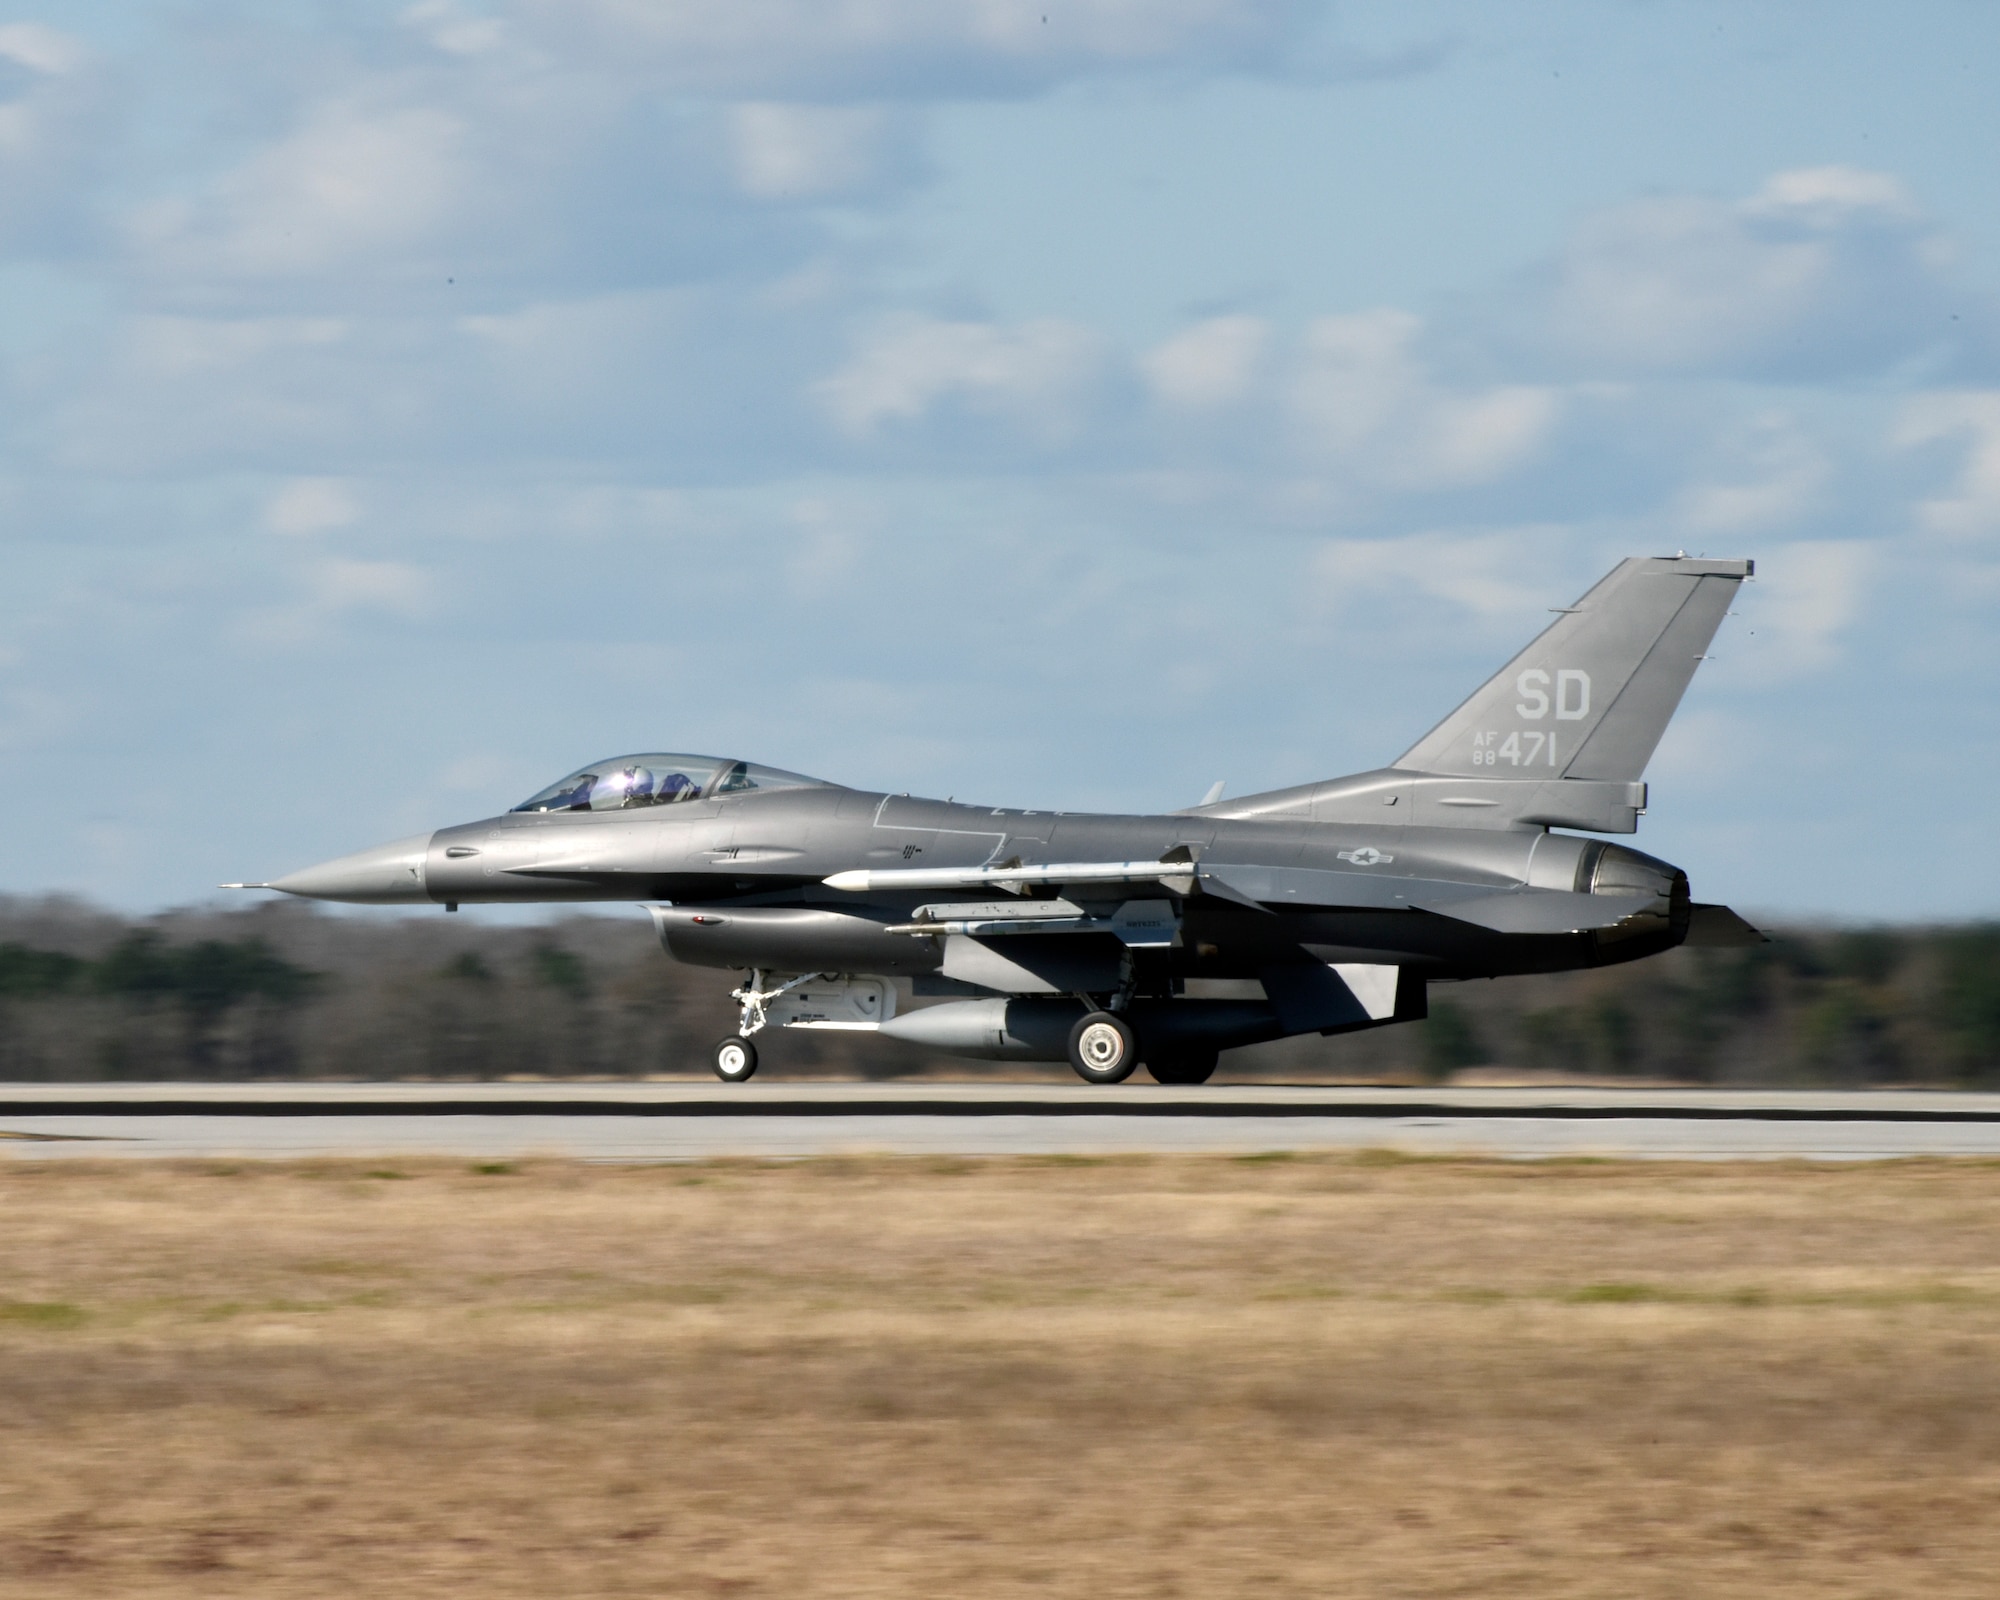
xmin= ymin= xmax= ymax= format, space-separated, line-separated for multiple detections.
xmin=510 ymin=753 xmax=820 ymax=815
xmin=607 ymin=766 xmax=702 ymax=806
xmin=616 ymin=767 xmax=656 ymax=806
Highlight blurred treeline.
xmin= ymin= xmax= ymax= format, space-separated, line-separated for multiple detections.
xmin=0 ymin=895 xmax=1996 ymax=1085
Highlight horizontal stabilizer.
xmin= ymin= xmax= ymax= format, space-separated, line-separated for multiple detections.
xmin=1412 ymin=888 xmax=1653 ymax=935
xmin=1684 ymin=903 xmax=1768 ymax=947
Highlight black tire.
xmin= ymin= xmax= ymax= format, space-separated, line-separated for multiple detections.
xmin=713 ymin=1035 xmax=758 ymax=1082
xmin=1067 ymin=1011 xmax=1138 ymax=1084
xmin=1145 ymin=1049 xmax=1218 ymax=1086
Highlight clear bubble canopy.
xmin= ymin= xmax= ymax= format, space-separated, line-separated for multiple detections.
xmin=510 ymin=754 xmax=829 ymax=813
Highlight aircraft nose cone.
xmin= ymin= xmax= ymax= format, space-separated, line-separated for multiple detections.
xmin=270 ymin=833 xmax=435 ymax=904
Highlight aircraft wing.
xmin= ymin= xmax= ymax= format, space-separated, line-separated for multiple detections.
xmin=827 ymin=858 xmax=1658 ymax=933
xmin=825 ymin=858 xmax=1460 ymax=909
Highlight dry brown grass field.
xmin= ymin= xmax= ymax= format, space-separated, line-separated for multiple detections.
xmin=2 ymin=1153 xmax=1999 ymax=1597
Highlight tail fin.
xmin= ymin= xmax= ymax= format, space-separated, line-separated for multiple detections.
xmin=1395 ymin=556 xmax=1751 ymax=783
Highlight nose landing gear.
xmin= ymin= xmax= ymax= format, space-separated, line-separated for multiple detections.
xmin=712 ymin=967 xmax=807 ymax=1083
xmin=712 ymin=1035 xmax=759 ymax=1082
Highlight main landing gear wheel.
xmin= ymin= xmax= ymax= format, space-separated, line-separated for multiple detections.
xmin=1145 ymin=1050 xmax=1218 ymax=1086
xmin=1067 ymin=1012 xmax=1138 ymax=1085
xmin=713 ymin=1036 xmax=759 ymax=1083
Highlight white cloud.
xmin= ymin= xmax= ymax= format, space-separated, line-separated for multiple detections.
xmin=104 ymin=49 xmax=906 ymax=313
xmin=1673 ymin=415 xmax=1828 ymax=535
xmin=730 ymin=102 xmax=900 ymax=200
xmin=42 ymin=313 xmax=361 ymax=471
xmin=1644 ymin=706 xmax=1751 ymax=789
xmin=84 ymin=0 xmax=1331 ymax=315
xmin=1143 ymin=314 xmax=1269 ymax=410
xmin=1312 ymin=531 xmax=1568 ymax=620
xmin=1897 ymin=391 xmax=2000 ymax=537
xmin=1520 ymin=166 xmax=1985 ymax=381
xmin=0 ymin=22 xmax=105 ymax=252
xmin=1747 ymin=539 xmax=1875 ymax=674
xmin=33 ymin=281 xmax=847 ymax=477
xmin=522 ymin=0 xmax=1316 ymax=96
xmin=128 ymin=313 xmax=351 ymax=377
xmin=783 ymin=496 xmax=868 ymax=591
xmin=311 ymin=556 xmax=431 ymax=616
xmin=0 ymin=23 xmax=84 ymax=76
xmin=237 ymin=556 xmax=434 ymax=648
xmin=1744 ymin=166 xmax=1917 ymax=225
xmin=1289 ymin=310 xmax=1558 ymax=489
xmin=815 ymin=314 xmax=1107 ymax=439
xmin=130 ymin=102 xmax=471 ymax=280
xmin=1543 ymin=196 xmax=1821 ymax=369
xmin=400 ymin=0 xmax=510 ymax=56
xmin=265 ymin=478 xmax=360 ymax=536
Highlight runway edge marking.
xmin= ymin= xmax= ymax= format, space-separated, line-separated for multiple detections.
xmin=4 ymin=1097 xmax=2000 ymax=1124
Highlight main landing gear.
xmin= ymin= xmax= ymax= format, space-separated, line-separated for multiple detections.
xmin=1145 ymin=1049 xmax=1218 ymax=1086
xmin=1065 ymin=1009 xmax=1220 ymax=1086
xmin=1067 ymin=1012 xmax=1137 ymax=1084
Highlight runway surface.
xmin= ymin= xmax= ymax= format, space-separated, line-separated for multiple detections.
xmin=8 ymin=1082 xmax=2000 ymax=1160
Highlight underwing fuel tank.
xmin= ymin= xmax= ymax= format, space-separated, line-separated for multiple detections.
xmin=878 ymin=997 xmax=1285 ymax=1062
xmin=649 ymin=906 xmax=943 ymax=976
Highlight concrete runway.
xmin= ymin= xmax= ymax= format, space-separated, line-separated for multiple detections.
xmin=7 ymin=1082 xmax=2000 ymax=1160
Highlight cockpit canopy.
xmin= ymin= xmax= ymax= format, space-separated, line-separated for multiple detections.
xmin=510 ymin=754 xmax=829 ymax=814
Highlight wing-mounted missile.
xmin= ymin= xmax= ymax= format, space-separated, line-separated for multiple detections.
xmin=887 ymin=898 xmax=1181 ymax=948
xmin=826 ymin=844 xmax=1269 ymax=909
xmin=823 ymin=853 xmax=1206 ymax=895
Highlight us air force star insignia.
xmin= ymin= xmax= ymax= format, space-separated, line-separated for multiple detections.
xmin=1337 ymin=847 xmax=1393 ymax=867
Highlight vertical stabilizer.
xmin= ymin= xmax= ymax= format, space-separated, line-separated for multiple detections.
xmin=1394 ymin=556 xmax=1751 ymax=784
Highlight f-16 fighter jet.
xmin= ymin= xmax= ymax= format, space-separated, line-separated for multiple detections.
xmin=237 ymin=556 xmax=1762 ymax=1083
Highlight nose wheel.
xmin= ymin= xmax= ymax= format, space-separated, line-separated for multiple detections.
xmin=713 ymin=1036 xmax=759 ymax=1082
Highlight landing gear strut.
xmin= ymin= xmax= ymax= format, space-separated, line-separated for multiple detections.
xmin=714 ymin=968 xmax=814 ymax=1084
xmin=728 ymin=969 xmax=814 ymax=1037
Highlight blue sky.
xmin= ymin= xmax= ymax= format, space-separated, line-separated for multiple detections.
xmin=2 ymin=0 xmax=1997 ymax=920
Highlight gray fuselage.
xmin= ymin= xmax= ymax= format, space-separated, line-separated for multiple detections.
xmin=254 ymin=555 xmax=1755 ymax=1073
xmin=410 ymin=785 xmax=1686 ymax=984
